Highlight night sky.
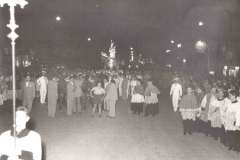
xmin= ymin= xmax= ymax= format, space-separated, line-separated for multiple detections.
xmin=0 ymin=0 xmax=240 ymax=71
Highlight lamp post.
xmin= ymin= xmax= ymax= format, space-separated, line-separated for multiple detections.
xmin=195 ymin=40 xmax=210 ymax=72
xmin=0 ymin=0 xmax=28 ymax=147
xmin=183 ymin=59 xmax=186 ymax=71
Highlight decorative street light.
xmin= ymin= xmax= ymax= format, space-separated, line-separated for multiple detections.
xmin=171 ymin=40 xmax=174 ymax=43
xmin=199 ymin=22 xmax=203 ymax=26
xmin=183 ymin=59 xmax=186 ymax=70
xmin=177 ymin=44 xmax=181 ymax=48
xmin=195 ymin=40 xmax=210 ymax=72
xmin=0 ymin=0 xmax=28 ymax=148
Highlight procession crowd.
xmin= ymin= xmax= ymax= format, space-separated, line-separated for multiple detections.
xmin=169 ymin=72 xmax=240 ymax=153
xmin=1 ymin=69 xmax=240 ymax=154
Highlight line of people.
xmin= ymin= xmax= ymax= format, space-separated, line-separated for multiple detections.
xmin=171 ymin=76 xmax=240 ymax=153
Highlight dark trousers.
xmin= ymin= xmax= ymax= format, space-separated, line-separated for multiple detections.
xmin=145 ymin=103 xmax=159 ymax=116
xmin=57 ymin=93 xmax=66 ymax=110
xmin=195 ymin=117 xmax=202 ymax=132
xmin=220 ymin=125 xmax=228 ymax=146
xmin=201 ymin=120 xmax=212 ymax=136
xmin=235 ymin=131 xmax=240 ymax=152
xmin=183 ymin=119 xmax=194 ymax=134
xmin=81 ymin=95 xmax=87 ymax=110
xmin=212 ymin=127 xmax=221 ymax=140
xmin=131 ymin=103 xmax=143 ymax=114
xmin=227 ymin=130 xmax=238 ymax=149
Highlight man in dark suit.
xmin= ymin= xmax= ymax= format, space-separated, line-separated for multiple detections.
xmin=22 ymin=75 xmax=35 ymax=113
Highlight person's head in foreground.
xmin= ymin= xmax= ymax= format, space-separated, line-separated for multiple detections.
xmin=16 ymin=107 xmax=30 ymax=132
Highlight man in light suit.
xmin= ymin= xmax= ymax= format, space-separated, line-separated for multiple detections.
xmin=103 ymin=78 xmax=111 ymax=111
xmin=67 ymin=76 xmax=76 ymax=116
xmin=47 ymin=74 xmax=58 ymax=117
xmin=22 ymin=75 xmax=35 ymax=113
xmin=118 ymin=74 xmax=123 ymax=97
xmin=73 ymin=75 xmax=82 ymax=114
xmin=37 ymin=71 xmax=48 ymax=104
xmin=170 ymin=78 xmax=182 ymax=112
xmin=105 ymin=79 xmax=118 ymax=118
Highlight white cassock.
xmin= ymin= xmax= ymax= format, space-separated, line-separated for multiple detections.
xmin=37 ymin=76 xmax=48 ymax=104
xmin=170 ymin=83 xmax=182 ymax=112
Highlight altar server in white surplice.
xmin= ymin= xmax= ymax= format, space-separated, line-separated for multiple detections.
xmin=170 ymin=78 xmax=182 ymax=112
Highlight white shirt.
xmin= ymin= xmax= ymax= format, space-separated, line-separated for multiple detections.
xmin=0 ymin=130 xmax=42 ymax=160
xmin=170 ymin=83 xmax=182 ymax=96
xmin=37 ymin=76 xmax=48 ymax=89
xmin=91 ymin=87 xmax=105 ymax=95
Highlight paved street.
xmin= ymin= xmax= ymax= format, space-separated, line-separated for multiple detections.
xmin=0 ymin=89 xmax=239 ymax=160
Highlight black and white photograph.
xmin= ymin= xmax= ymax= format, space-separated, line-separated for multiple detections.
xmin=0 ymin=0 xmax=240 ymax=160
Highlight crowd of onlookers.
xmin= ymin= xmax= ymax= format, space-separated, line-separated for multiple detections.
xmin=0 ymin=69 xmax=155 ymax=118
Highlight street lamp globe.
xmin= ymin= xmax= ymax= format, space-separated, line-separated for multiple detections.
xmin=195 ymin=41 xmax=206 ymax=53
xmin=195 ymin=40 xmax=209 ymax=72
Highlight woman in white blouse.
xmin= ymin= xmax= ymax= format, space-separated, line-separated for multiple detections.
xmin=90 ymin=82 xmax=105 ymax=117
